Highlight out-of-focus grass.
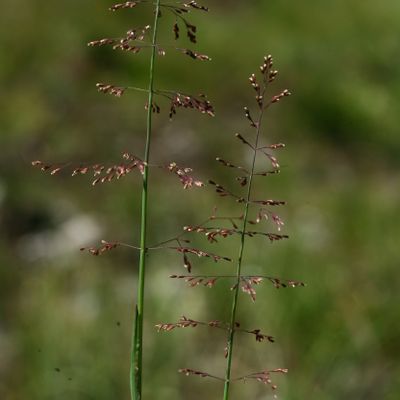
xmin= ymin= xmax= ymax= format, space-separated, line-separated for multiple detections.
xmin=1 ymin=0 xmax=399 ymax=399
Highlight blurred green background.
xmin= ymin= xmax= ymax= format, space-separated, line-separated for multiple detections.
xmin=1 ymin=0 xmax=400 ymax=399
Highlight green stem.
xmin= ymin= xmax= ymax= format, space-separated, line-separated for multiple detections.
xmin=222 ymin=108 xmax=265 ymax=400
xmin=130 ymin=2 xmax=161 ymax=400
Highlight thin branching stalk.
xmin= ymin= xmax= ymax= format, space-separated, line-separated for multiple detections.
xmin=131 ymin=1 xmax=161 ymax=399
xmin=150 ymin=55 xmax=295 ymax=398
xmin=32 ymin=1 xmax=213 ymax=398
xmin=223 ymin=103 xmax=266 ymax=399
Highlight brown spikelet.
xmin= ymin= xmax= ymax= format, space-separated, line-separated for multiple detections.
xmin=253 ymin=169 xmax=280 ymax=178
xmin=271 ymin=89 xmax=291 ymax=104
xmin=251 ymin=199 xmax=286 ymax=206
xmin=260 ymin=143 xmax=286 ymax=150
xmin=216 ymin=157 xmax=248 ymax=172
xmin=249 ymin=329 xmax=275 ymax=343
xmin=173 ymin=22 xmax=180 ymax=39
xmin=88 ymin=38 xmax=117 ymax=47
xmin=136 ymin=25 xmax=151 ymax=41
xmin=170 ymin=275 xmax=221 ymax=288
xmin=185 ymin=225 xmax=237 ymax=243
xmin=183 ymin=253 xmax=192 ymax=273
xmin=208 ymin=180 xmax=243 ymax=201
xmin=166 ymin=162 xmax=204 ymax=189
xmin=186 ymin=24 xmax=197 ymax=43
xmin=89 ymin=26 xmax=151 ymax=54
xmin=112 ymin=42 xmax=142 ymax=53
xmin=235 ymin=133 xmax=254 ymax=149
xmin=245 ymin=232 xmax=288 ymax=242
xmin=260 ymin=54 xmax=274 ymax=74
xmin=252 ymin=209 xmax=285 ymax=231
xmin=238 ymin=277 xmax=261 ymax=302
xmin=249 ymin=73 xmax=262 ymax=106
xmin=157 ymin=47 xmax=166 ymax=56
xmin=181 ymin=49 xmax=211 ymax=61
xmin=80 ymin=240 xmax=120 ymax=256
xmin=244 ymin=107 xmax=257 ymax=128
xmin=236 ymin=176 xmax=248 ymax=186
xmin=235 ymin=368 xmax=288 ymax=392
xmin=96 ymin=83 xmax=126 ymax=97
xmin=31 ymin=160 xmax=67 ymax=175
xmin=269 ymin=277 xmax=306 ymax=289
xmin=145 ymin=102 xmax=161 ymax=113
xmin=110 ymin=1 xmax=139 ymax=11
xmin=156 ymin=316 xmax=198 ymax=331
xmin=183 ymin=1 xmax=209 ymax=12
xmin=167 ymin=92 xmax=215 ymax=119
xmin=89 ymin=154 xmax=146 ymax=185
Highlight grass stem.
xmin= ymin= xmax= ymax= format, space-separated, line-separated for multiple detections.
xmin=130 ymin=1 xmax=161 ymax=399
xmin=223 ymin=108 xmax=265 ymax=400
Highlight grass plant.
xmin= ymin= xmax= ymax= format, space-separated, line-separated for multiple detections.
xmin=32 ymin=3 xmax=303 ymax=399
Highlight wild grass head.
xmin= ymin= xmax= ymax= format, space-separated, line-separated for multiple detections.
xmin=31 ymin=2 xmax=303 ymax=400
xmin=155 ymin=54 xmax=305 ymax=399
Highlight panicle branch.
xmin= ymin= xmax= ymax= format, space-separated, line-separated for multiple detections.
xmin=250 ymin=199 xmax=286 ymax=206
xmin=169 ymin=274 xmax=305 ymax=292
xmin=171 ymin=246 xmax=231 ymax=263
xmin=177 ymin=366 xmax=288 ymax=395
xmin=178 ymin=368 xmax=224 ymax=381
xmin=235 ymin=133 xmax=254 ymax=149
xmin=155 ymin=316 xmax=275 ymax=343
xmin=80 ymin=240 xmax=120 ymax=256
xmin=184 ymin=225 xmax=288 ymax=243
xmin=31 ymin=153 xmax=146 ymax=185
xmin=88 ymin=26 xmax=151 ymax=51
xmin=32 ymin=153 xmax=205 ymax=189
xmin=208 ymin=180 xmax=286 ymax=207
xmin=208 ymin=180 xmax=244 ymax=201
xmin=216 ymin=157 xmax=249 ymax=173
xmin=234 ymin=368 xmax=289 ymax=393
xmin=89 ymin=25 xmax=211 ymax=61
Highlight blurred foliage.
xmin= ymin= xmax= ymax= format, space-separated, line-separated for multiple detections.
xmin=1 ymin=0 xmax=400 ymax=399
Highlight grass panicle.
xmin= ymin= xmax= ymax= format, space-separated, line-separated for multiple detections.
xmin=156 ymin=55 xmax=304 ymax=400
xmin=32 ymin=1 xmax=212 ymax=399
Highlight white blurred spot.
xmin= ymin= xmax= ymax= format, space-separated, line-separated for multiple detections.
xmin=17 ymin=214 xmax=102 ymax=263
